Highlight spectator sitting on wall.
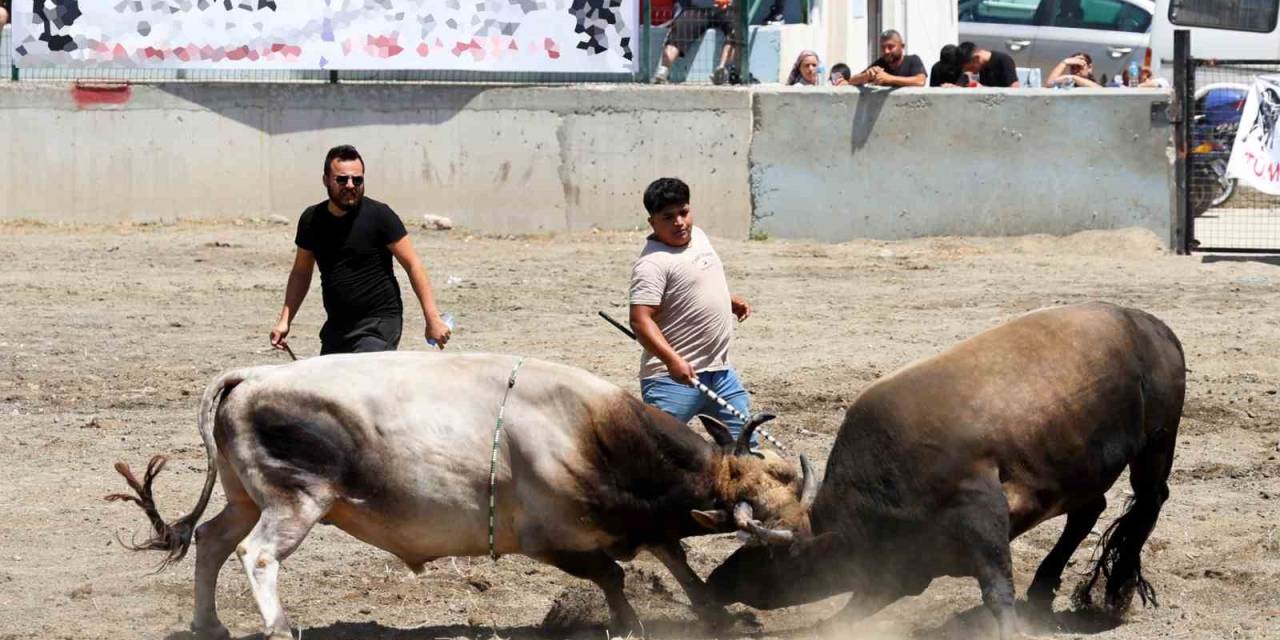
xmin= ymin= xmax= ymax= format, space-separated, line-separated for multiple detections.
xmin=653 ymin=0 xmax=743 ymax=85
xmin=786 ymin=50 xmax=822 ymax=86
xmin=958 ymin=41 xmax=1022 ymax=88
xmin=847 ymin=30 xmax=926 ymax=87
xmin=1045 ymin=52 xmax=1103 ymax=88
xmin=929 ymin=44 xmax=965 ymax=87
xmin=829 ymin=63 xmax=852 ymax=86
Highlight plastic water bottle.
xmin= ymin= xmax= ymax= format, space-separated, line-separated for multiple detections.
xmin=1127 ymin=60 xmax=1140 ymax=87
xmin=426 ymin=312 xmax=455 ymax=347
xmin=817 ymin=64 xmax=827 ymax=85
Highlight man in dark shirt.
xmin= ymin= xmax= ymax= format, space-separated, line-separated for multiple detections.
xmin=848 ymin=30 xmax=926 ymax=87
xmin=959 ymin=41 xmax=1022 ymax=88
xmin=270 ymin=145 xmax=451 ymax=355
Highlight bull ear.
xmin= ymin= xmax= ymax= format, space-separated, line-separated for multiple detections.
xmin=691 ymin=509 xmax=733 ymax=531
xmin=697 ymin=415 xmax=735 ymax=448
xmin=734 ymin=413 xmax=777 ymax=456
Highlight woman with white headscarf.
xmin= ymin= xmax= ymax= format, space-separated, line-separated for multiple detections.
xmin=787 ymin=50 xmax=822 ymax=86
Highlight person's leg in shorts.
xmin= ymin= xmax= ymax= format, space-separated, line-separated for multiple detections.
xmin=710 ymin=5 xmax=745 ymax=84
xmin=654 ymin=8 xmax=713 ymax=83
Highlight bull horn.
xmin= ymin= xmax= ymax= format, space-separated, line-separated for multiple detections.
xmin=733 ymin=501 xmax=796 ymax=545
xmin=799 ymin=454 xmax=819 ymax=509
xmin=734 ymin=413 xmax=777 ymax=456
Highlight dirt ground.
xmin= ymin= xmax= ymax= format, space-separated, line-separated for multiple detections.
xmin=0 ymin=221 xmax=1277 ymax=640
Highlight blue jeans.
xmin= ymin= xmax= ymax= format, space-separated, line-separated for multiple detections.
xmin=641 ymin=368 xmax=754 ymax=444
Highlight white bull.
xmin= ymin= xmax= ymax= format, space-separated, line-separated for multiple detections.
xmin=110 ymin=352 xmax=816 ymax=639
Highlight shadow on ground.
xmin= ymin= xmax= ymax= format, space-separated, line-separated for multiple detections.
xmin=1200 ymin=254 xmax=1280 ymax=267
xmin=163 ymin=617 xmax=735 ymax=640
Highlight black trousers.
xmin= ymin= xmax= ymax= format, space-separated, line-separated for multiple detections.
xmin=320 ymin=315 xmax=403 ymax=355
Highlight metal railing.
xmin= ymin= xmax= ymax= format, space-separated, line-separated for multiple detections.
xmin=1175 ymin=30 xmax=1280 ymax=254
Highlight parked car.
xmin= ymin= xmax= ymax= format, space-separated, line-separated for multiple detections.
xmin=959 ymin=0 xmax=1155 ymax=86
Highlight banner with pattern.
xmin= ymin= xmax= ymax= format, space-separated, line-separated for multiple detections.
xmin=11 ymin=1 xmax=636 ymax=73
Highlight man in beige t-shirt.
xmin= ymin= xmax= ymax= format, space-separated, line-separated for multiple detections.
xmin=629 ymin=177 xmax=754 ymax=440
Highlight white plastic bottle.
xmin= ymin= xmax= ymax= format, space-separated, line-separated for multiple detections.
xmin=426 ymin=312 xmax=455 ymax=347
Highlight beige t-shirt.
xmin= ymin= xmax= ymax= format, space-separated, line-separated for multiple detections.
xmin=629 ymin=226 xmax=734 ymax=380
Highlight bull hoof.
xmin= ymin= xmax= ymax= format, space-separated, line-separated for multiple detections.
xmin=1020 ymin=598 xmax=1060 ymax=632
xmin=190 ymin=621 xmax=231 ymax=640
xmin=607 ymin=611 xmax=644 ymax=637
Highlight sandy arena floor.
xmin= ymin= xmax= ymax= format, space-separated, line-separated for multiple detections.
xmin=0 ymin=221 xmax=1276 ymax=640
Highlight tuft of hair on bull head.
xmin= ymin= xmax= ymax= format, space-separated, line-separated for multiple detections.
xmin=689 ymin=413 xmax=820 ymax=546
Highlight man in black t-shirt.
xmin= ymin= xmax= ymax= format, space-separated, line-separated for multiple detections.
xmin=848 ymin=30 xmax=926 ymax=88
xmin=270 ymin=145 xmax=451 ymax=355
xmin=958 ymin=41 xmax=1022 ymax=88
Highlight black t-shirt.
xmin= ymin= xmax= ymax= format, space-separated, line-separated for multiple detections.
xmin=869 ymin=54 xmax=926 ymax=80
xmin=295 ymin=197 xmax=408 ymax=325
xmin=930 ymin=61 xmax=962 ymax=86
xmin=980 ymin=51 xmax=1019 ymax=87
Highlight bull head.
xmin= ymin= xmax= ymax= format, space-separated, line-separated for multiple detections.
xmin=690 ymin=413 xmax=819 ymax=546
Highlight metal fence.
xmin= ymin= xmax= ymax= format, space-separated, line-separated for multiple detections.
xmin=1175 ymin=32 xmax=1280 ymax=254
xmin=3 ymin=2 xmax=802 ymax=85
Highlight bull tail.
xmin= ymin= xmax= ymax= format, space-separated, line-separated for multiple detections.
xmin=1074 ymin=376 xmax=1177 ymax=615
xmin=105 ymin=369 xmax=250 ymax=567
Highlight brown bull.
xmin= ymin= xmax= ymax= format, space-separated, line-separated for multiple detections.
xmin=708 ymin=302 xmax=1186 ymax=639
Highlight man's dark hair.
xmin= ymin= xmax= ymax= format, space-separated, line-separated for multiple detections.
xmin=643 ymin=177 xmax=690 ymax=215
xmin=324 ymin=145 xmax=364 ymax=176
xmin=932 ymin=44 xmax=964 ymax=85
xmin=957 ymin=41 xmax=977 ymax=65
xmin=879 ymin=29 xmax=903 ymax=43
xmin=830 ymin=63 xmax=852 ymax=81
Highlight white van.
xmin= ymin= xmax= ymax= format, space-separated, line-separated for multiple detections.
xmin=1151 ymin=0 xmax=1280 ymax=66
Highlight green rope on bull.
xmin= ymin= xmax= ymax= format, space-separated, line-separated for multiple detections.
xmin=489 ymin=357 xmax=525 ymax=560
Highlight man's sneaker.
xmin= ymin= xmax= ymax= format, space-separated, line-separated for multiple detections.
xmin=711 ymin=66 xmax=728 ymax=85
xmin=652 ymin=67 xmax=670 ymax=84
xmin=726 ymin=64 xmax=742 ymax=85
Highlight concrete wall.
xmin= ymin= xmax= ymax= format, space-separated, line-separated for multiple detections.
xmin=0 ymin=83 xmax=754 ymax=237
xmin=750 ymin=87 xmax=1175 ymax=245
xmin=0 ymin=82 xmax=1176 ymax=247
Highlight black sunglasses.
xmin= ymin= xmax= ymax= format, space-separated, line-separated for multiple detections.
xmin=333 ymin=175 xmax=364 ymax=186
